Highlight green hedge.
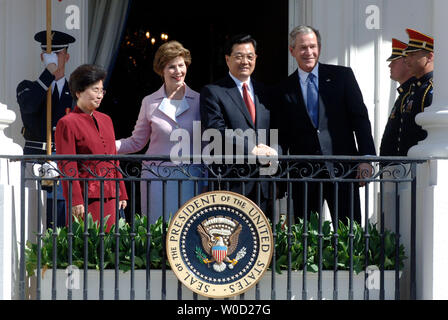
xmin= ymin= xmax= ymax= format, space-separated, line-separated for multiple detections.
xmin=274 ymin=212 xmax=405 ymax=274
xmin=25 ymin=212 xmax=405 ymax=276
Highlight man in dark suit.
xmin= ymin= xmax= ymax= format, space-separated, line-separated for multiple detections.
xmin=200 ymin=34 xmax=277 ymax=215
xmin=274 ymin=25 xmax=376 ymax=225
xmin=16 ymin=30 xmax=76 ymax=228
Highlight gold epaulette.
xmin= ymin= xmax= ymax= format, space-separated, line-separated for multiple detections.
xmin=421 ymin=78 xmax=433 ymax=112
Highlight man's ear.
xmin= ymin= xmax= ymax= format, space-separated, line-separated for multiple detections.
xmin=288 ymin=46 xmax=294 ymax=55
xmin=427 ymin=52 xmax=434 ymax=63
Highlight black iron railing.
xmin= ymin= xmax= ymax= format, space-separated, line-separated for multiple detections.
xmin=9 ymin=155 xmax=425 ymax=300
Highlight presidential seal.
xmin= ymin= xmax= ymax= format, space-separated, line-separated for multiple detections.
xmin=166 ymin=191 xmax=273 ymax=299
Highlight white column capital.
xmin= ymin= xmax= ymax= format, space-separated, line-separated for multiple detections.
xmin=0 ymin=102 xmax=16 ymax=128
xmin=0 ymin=102 xmax=22 ymax=156
xmin=408 ymin=108 xmax=448 ymax=157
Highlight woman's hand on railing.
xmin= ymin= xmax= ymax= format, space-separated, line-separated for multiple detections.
xmin=357 ymin=162 xmax=373 ymax=187
xmin=72 ymin=204 xmax=85 ymax=220
xmin=119 ymin=200 xmax=127 ymax=210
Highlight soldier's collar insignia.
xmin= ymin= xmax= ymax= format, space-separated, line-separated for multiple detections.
xmin=167 ymin=191 xmax=273 ymax=298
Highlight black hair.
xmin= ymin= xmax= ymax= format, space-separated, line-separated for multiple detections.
xmin=224 ymin=34 xmax=257 ymax=56
xmin=69 ymin=64 xmax=107 ymax=100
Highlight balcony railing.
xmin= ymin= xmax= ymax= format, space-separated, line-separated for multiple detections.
xmin=9 ymin=155 xmax=425 ymax=300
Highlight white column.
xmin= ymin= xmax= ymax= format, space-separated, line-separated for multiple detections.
xmin=406 ymin=0 xmax=448 ymax=300
xmin=0 ymin=102 xmax=22 ymax=300
xmin=408 ymin=0 xmax=448 ymax=157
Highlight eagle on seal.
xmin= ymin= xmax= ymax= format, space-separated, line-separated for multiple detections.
xmin=197 ymin=216 xmax=243 ymax=272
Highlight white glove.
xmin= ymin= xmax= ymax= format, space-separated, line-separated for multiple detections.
xmin=42 ymin=52 xmax=58 ymax=68
xmin=33 ymin=161 xmax=60 ymax=179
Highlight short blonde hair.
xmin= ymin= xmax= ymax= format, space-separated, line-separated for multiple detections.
xmin=153 ymin=41 xmax=191 ymax=76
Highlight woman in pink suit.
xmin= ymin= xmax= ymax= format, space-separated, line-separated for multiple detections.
xmin=55 ymin=64 xmax=128 ymax=232
xmin=116 ymin=41 xmax=203 ymax=224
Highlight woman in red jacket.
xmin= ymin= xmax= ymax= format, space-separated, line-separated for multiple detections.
xmin=55 ymin=64 xmax=127 ymax=232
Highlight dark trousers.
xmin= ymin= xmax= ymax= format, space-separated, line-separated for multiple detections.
xmin=291 ymin=179 xmax=361 ymax=228
xmin=46 ymin=198 xmax=66 ymax=229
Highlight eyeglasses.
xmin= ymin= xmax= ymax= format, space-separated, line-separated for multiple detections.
xmin=231 ymin=53 xmax=257 ymax=62
xmin=90 ymin=87 xmax=106 ymax=95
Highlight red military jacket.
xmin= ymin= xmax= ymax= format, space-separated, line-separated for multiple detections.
xmin=55 ymin=106 xmax=128 ymax=206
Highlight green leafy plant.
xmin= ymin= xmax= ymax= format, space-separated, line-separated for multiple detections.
xmin=274 ymin=212 xmax=407 ymax=274
xmin=25 ymin=212 xmax=406 ymax=276
xmin=25 ymin=213 xmax=170 ymax=276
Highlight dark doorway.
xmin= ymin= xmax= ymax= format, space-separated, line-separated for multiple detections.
xmin=102 ymin=0 xmax=288 ymax=215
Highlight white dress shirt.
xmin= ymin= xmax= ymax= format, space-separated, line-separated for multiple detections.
xmin=228 ymin=72 xmax=255 ymax=103
xmin=51 ymin=77 xmax=66 ymax=99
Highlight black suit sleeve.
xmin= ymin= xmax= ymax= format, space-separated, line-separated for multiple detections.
xmin=200 ymin=85 xmax=255 ymax=157
xmin=17 ymin=69 xmax=55 ymax=115
xmin=265 ymin=84 xmax=285 ymax=155
xmin=200 ymin=85 xmax=227 ymax=134
xmin=268 ymin=81 xmax=293 ymax=158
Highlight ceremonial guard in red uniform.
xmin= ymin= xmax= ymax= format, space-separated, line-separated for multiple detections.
xmin=380 ymin=38 xmax=415 ymax=156
xmin=399 ymin=28 xmax=434 ymax=155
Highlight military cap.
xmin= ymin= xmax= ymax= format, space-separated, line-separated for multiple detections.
xmin=387 ymin=38 xmax=408 ymax=61
xmin=404 ymin=28 xmax=434 ymax=53
xmin=34 ymin=30 xmax=76 ymax=52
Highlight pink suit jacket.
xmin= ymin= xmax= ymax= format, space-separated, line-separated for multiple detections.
xmin=116 ymin=84 xmax=201 ymax=157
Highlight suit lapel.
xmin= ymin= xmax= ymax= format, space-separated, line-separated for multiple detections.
xmin=225 ymin=76 xmax=255 ymax=129
xmin=252 ymin=80 xmax=264 ymax=129
xmin=317 ymin=64 xmax=336 ymax=128
xmin=289 ymin=70 xmax=316 ymax=127
xmin=61 ymin=80 xmax=74 ymax=111
xmin=317 ymin=64 xmax=333 ymax=108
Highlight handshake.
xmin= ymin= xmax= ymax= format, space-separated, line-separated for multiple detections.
xmin=251 ymin=143 xmax=278 ymax=157
xmin=251 ymin=143 xmax=279 ymax=176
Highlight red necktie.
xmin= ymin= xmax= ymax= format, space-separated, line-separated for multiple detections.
xmin=243 ymin=83 xmax=256 ymax=124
